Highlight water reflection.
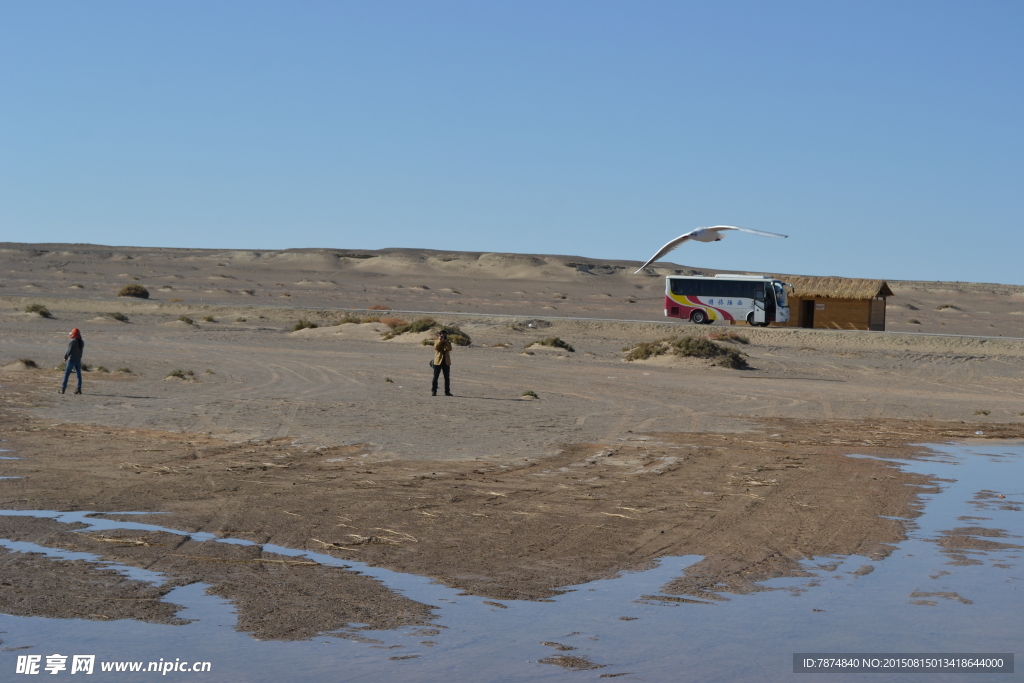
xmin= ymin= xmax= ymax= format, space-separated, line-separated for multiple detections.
xmin=1 ymin=443 xmax=1021 ymax=682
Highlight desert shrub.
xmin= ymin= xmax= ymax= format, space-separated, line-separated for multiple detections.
xmin=116 ymin=367 xmax=132 ymax=374
xmin=107 ymin=312 xmax=129 ymax=322
xmin=203 ymin=316 xmax=215 ymax=323
xmin=907 ymin=318 xmax=921 ymax=324
xmin=707 ymin=331 xmax=749 ymax=344
xmin=385 ymin=377 xmax=394 ymax=383
xmin=368 ymin=305 xmax=392 ymax=310
xmin=521 ymin=390 xmax=539 ymax=398
xmin=242 ymin=289 xmax=255 ymax=295
xmin=381 ymin=317 xmax=408 ymax=329
xmin=623 ymin=335 xmax=748 ymax=369
xmin=935 ymin=304 xmax=961 ymax=311
xmin=25 ymin=304 xmax=52 ymax=318
xmin=407 ymin=318 xmax=437 ymax=333
xmin=96 ymin=366 xmax=109 ymax=373
xmin=177 ymin=316 xmax=194 ymax=325
xmin=382 ymin=317 xmax=437 ymax=339
xmin=534 ymin=337 xmax=574 ymax=352
xmin=974 ymin=409 xmax=991 ymax=416
xmin=204 ymin=369 xmax=214 ymax=374
xmin=17 ymin=358 xmax=38 ymax=368
xmin=905 ymin=304 xmax=919 ymax=310
xmin=81 ymin=363 xmax=92 ymax=372
xmin=118 ymin=284 xmax=149 ymax=299
xmin=236 ymin=317 xmax=246 ymax=322
xmin=292 ymin=319 xmax=318 ymax=331
xmin=675 ymin=337 xmax=747 ymax=369
xmin=624 ymin=341 xmax=666 ymax=361
xmin=166 ymin=369 xmax=195 ymax=379
xmin=168 ymin=298 xmax=183 ymax=303
xmin=440 ymin=324 xmax=471 ymax=346
xmin=57 ymin=362 xmax=66 ymax=371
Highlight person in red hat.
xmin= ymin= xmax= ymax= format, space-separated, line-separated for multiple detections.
xmin=60 ymin=328 xmax=85 ymax=395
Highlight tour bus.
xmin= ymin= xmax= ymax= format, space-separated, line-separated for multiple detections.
xmin=665 ymin=274 xmax=791 ymax=326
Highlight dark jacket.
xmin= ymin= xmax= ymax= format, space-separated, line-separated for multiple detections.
xmin=64 ymin=338 xmax=84 ymax=362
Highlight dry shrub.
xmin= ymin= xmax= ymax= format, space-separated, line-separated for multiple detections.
xmin=368 ymin=305 xmax=392 ymax=310
xmin=707 ymin=331 xmax=749 ymax=344
xmin=334 ymin=313 xmax=365 ymax=325
xmin=623 ymin=341 xmax=665 ymax=361
xmin=17 ymin=359 xmax=38 ymax=368
xmin=529 ymin=337 xmax=573 ymax=352
xmin=382 ymin=317 xmax=438 ymax=339
xmin=440 ymin=324 xmax=471 ymax=346
xmin=118 ymin=284 xmax=149 ymax=299
xmin=624 ymin=335 xmax=748 ymax=369
xmin=25 ymin=303 xmax=52 ymax=317
xmin=292 ymin=319 xmax=318 ymax=331
xmin=380 ymin=317 xmax=408 ymax=330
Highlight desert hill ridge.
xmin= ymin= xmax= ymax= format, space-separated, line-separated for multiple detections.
xmin=2 ymin=242 xmax=1023 ymax=337
xmin=3 ymin=242 xmax=1023 ymax=292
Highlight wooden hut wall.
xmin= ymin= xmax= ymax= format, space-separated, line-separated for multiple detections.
xmin=779 ymin=297 xmax=874 ymax=330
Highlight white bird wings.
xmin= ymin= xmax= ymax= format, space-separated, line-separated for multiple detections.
xmin=633 ymin=225 xmax=787 ymax=274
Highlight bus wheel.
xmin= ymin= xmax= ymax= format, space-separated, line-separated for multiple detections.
xmin=691 ymin=310 xmax=707 ymax=325
xmin=747 ymin=313 xmax=768 ymax=328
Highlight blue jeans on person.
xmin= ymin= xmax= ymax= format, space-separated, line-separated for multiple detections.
xmin=61 ymin=359 xmax=82 ymax=392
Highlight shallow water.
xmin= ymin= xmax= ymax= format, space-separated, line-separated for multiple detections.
xmin=1 ymin=443 xmax=1021 ymax=682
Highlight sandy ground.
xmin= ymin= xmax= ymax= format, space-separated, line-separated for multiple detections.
xmin=2 ymin=243 xmax=1024 ymax=641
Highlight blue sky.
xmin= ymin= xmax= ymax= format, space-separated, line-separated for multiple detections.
xmin=2 ymin=1 xmax=1022 ymax=283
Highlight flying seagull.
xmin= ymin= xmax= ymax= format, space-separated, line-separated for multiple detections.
xmin=633 ymin=225 xmax=788 ymax=274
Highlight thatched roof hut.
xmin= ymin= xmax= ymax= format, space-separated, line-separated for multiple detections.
xmin=779 ymin=276 xmax=893 ymax=331
xmin=785 ymin=276 xmax=893 ymax=300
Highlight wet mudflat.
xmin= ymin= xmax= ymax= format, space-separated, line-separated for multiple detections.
xmin=2 ymin=443 xmax=1020 ymax=682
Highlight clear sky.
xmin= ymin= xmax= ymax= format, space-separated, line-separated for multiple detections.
xmin=2 ymin=1 xmax=1022 ymax=283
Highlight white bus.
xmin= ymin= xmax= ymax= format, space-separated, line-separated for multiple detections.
xmin=664 ymin=274 xmax=791 ymax=326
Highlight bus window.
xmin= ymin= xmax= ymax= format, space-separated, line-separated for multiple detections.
xmin=671 ymin=279 xmax=759 ymax=299
xmin=773 ymin=282 xmax=786 ymax=306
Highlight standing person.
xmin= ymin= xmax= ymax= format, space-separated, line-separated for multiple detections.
xmin=60 ymin=328 xmax=85 ymax=395
xmin=431 ymin=330 xmax=453 ymax=397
